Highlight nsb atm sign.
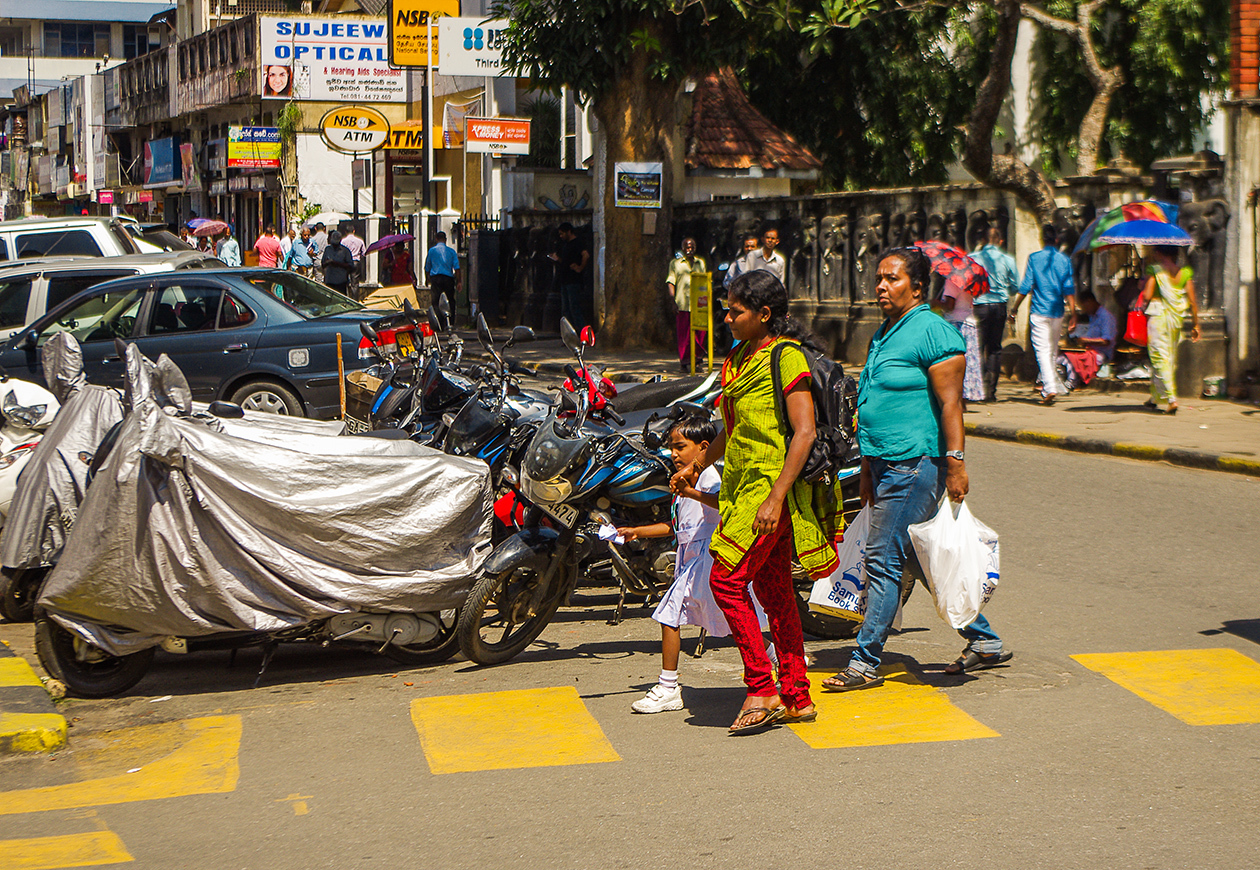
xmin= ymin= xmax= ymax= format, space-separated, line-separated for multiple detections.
xmin=319 ymin=106 xmax=391 ymax=153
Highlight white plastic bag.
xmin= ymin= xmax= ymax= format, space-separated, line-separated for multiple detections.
xmin=809 ymin=506 xmax=871 ymax=622
xmin=908 ymin=496 xmax=1000 ymax=629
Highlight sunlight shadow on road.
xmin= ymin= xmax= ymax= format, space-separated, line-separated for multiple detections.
xmin=1201 ymin=619 xmax=1260 ymax=646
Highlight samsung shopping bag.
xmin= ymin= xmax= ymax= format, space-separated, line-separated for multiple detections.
xmin=809 ymin=506 xmax=870 ymax=622
xmin=908 ymin=497 xmax=999 ymax=629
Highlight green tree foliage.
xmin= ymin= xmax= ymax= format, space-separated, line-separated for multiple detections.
xmin=1032 ymin=0 xmax=1229 ymax=174
xmin=743 ymin=5 xmax=994 ymax=189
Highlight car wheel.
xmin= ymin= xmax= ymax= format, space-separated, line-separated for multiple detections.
xmin=229 ymin=380 xmax=304 ymax=416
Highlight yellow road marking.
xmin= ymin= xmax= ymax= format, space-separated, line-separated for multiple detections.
xmin=0 ymin=830 xmax=133 ymax=869
xmin=1072 ymin=649 xmax=1260 ymax=726
xmin=790 ymin=666 xmax=999 ymax=748
xmin=411 ymin=687 xmax=621 ymax=774
xmin=0 ymin=713 xmax=67 ymax=753
xmin=277 ymin=793 xmax=312 ymax=815
xmin=0 ymin=716 xmax=241 ymax=816
xmin=0 ymin=657 xmax=44 ymax=687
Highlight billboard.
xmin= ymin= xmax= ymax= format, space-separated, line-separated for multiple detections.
xmin=389 ymin=0 xmax=460 ymax=67
xmin=143 ymin=137 xmax=180 ymax=188
xmin=437 ymin=16 xmax=510 ymax=76
xmin=465 ymin=117 xmax=529 ymax=155
xmin=260 ymin=16 xmax=405 ymax=103
xmin=227 ymin=126 xmax=282 ymax=168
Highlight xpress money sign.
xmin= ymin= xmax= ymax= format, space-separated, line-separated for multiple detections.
xmin=261 ymin=16 xmax=404 ymax=103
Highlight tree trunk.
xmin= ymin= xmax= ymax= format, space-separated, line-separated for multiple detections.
xmin=964 ymin=0 xmax=1059 ymax=224
xmin=592 ymin=37 xmax=679 ymax=350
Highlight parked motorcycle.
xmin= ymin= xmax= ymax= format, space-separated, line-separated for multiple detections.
xmin=33 ymin=343 xmax=493 ymax=697
xmin=0 ymin=372 xmax=59 ymax=528
xmin=455 ymin=318 xmax=682 ymax=665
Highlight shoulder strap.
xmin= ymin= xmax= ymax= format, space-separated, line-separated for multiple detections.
xmin=769 ymin=341 xmax=799 ymax=437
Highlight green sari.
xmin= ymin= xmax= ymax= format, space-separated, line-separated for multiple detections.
xmin=711 ymin=337 xmax=843 ymax=580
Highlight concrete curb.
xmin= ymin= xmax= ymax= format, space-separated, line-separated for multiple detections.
xmin=0 ymin=640 xmax=66 ymax=754
xmin=966 ymin=422 xmax=1260 ymax=479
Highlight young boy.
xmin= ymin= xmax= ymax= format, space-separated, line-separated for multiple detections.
xmin=619 ymin=414 xmax=769 ymax=713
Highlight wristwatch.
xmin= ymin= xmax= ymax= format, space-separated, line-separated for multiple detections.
xmin=945 ymin=450 xmax=965 ymax=461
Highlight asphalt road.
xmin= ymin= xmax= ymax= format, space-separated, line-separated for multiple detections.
xmin=2 ymin=438 xmax=1259 ymax=869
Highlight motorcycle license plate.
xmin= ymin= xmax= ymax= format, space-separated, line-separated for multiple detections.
xmin=542 ymin=502 xmax=579 ymax=529
xmin=396 ymin=331 xmax=416 ymax=357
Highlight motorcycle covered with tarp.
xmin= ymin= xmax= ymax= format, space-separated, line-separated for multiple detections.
xmin=0 ymin=333 xmax=124 ymax=621
xmin=34 ymin=343 xmax=494 ymax=697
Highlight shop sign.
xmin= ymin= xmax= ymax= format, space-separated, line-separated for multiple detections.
xmin=320 ymin=105 xmax=391 ymax=153
xmin=98 ymin=190 xmax=114 ymax=204
xmin=209 ymin=179 xmax=228 ymax=196
xmin=227 ymin=127 xmax=281 ymax=169
xmin=261 ymin=16 xmax=405 ymax=103
xmin=614 ymin=162 xmax=663 ymax=208
xmin=437 ymin=17 xmax=510 ymax=76
xmin=389 ymin=0 xmax=459 ymax=67
xmin=143 ymin=137 xmax=180 ymax=188
xmin=229 ymin=176 xmax=252 ymax=192
xmin=464 ymin=117 xmax=529 ymax=155
xmin=383 ymin=122 xmax=425 ymax=150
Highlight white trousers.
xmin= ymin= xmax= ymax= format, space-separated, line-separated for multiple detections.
xmin=1030 ymin=313 xmax=1065 ymax=396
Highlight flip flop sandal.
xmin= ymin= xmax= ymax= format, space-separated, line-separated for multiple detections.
xmin=783 ymin=708 xmax=818 ymax=724
xmin=728 ymin=705 xmax=786 ymax=735
xmin=945 ymin=649 xmax=1014 ymax=675
xmin=820 ymin=668 xmax=885 ymax=692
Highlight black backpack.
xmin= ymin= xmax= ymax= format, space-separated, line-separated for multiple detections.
xmin=770 ymin=342 xmax=858 ymax=485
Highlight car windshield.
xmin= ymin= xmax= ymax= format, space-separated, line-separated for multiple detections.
xmin=242 ymin=272 xmax=363 ymax=318
xmin=129 ymin=226 xmax=193 ymax=252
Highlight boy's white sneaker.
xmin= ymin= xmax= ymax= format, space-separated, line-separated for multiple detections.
xmin=631 ymin=684 xmax=684 ymax=713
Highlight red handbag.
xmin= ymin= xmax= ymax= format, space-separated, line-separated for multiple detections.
xmin=1123 ymin=310 xmax=1148 ymax=347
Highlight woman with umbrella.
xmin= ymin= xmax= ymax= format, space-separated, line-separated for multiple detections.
xmin=914 ymin=240 xmax=988 ymax=404
xmin=366 ymin=233 xmax=417 ymax=287
xmin=1140 ymin=245 xmax=1200 ymax=414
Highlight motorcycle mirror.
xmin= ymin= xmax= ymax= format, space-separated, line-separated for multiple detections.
xmin=402 ymin=298 xmax=420 ymax=324
xmin=508 ymin=325 xmax=535 ymax=346
xmin=560 ymin=318 xmax=580 ymax=353
xmin=359 ymin=320 xmax=380 ymax=343
xmin=208 ymin=400 xmax=245 ymax=418
xmin=438 ymin=293 xmax=452 ymax=318
xmin=19 ymin=331 xmax=37 ymax=351
xmin=113 ymin=337 xmax=129 ymax=360
xmin=580 ymin=325 xmax=595 ymax=347
xmin=475 ymin=313 xmax=495 ymax=354
xmin=427 ymin=306 xmax=442 ymax=336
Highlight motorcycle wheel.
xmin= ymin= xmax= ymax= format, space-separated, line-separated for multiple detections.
xmin=792 ymin=563 xmax=915 ymax=641
xmin=381 ymin=609 xmax=461 ymax=665
xmin=34 ymin=614 xmax=153 ymax=698
xmin=456 ymin=564 xmax=564 ymax=665
xmin=0 ymin=566 xmax=45 ymax=623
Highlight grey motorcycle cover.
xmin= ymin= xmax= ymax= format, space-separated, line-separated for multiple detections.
xmin=0 ymin=333 xmax=125 ymax=570
xmin=39 ymin=345 xmax=493 ymax=655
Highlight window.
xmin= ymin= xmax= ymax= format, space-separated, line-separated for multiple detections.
xmin=242 ymin=273 xmax=362 ymax=318
xmin=218 ymin=294 xmax=255 ymax=328
xmin=0 ymin=238 xmax=8 ymax=261
xmin=0 ymin=278 xmax=33 ymax=331
xmin=148 ymin=285 xmax=222 ymax=334
xmin=16 ymin=230 xmax=102 ymax=258
xmin=44 ymin=23 xmax=110 ymax=59
xmin=40 ymin=288 xmax=144 ymax=346
xmin=179 ymin=46 xmax=187 ymax=81
xmin=123 ymin=25 xmax=157 ymax=61
xmin=47 ymin=272 xmax=135 ymax=312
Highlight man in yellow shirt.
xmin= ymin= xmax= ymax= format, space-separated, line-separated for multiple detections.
xmin=668 ymin=237 xmax=707 ymax=371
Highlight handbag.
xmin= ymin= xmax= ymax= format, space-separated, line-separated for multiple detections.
xmin=908 ymin=497 xmax=1000 ymax=629
xmin=1123 ymin=309 xmax=1148 ymax=347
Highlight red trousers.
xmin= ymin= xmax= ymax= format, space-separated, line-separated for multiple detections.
xmin=676 ymin=312 xmax=707 ymax=363
xmin=709 ymin=512 xmax=812 ymax=709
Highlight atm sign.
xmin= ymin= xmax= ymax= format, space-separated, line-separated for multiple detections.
xmin=319 ymin=105 xmax=391 ymax=153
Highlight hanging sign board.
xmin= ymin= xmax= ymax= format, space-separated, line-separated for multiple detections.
xmin=614 ymin=162 xmax=663 ymax=208
xmin=319 ymin=106 xmax=391 ymax=154
xmin=389 ymin=0 xmax=460 ymax=67
xmin=227 ymin=126 xmax=281 ymax=169
xmin=261 ymin=16 xmax=404 ymax=103
xmin=464 ymin=117 xmax=530 ymax=155
xmin=437 ymin=17 xmax=511 ymax=76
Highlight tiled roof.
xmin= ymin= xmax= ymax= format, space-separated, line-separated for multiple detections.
xmin=685 ymin=68 xmax=822 ymax=172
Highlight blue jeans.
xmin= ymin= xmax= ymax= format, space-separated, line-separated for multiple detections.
xmin=847 ymin=455 xmax=1003 ymax=676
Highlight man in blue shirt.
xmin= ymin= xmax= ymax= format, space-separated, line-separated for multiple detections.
xmin=424 ymin=231 xmax=460 ymax=301
xmin=1007 ymin=225 xmax=1077 ymax=404
xmin=969 ymin=227 xmax=1019 ymax=401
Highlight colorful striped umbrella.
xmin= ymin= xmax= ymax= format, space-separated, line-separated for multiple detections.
xmin=1071 ymin=200 xmax=1181 ymax=255
xmin=1093 ymin=219 xmax=1192 ymax=247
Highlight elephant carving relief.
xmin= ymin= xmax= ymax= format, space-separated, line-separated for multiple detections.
xmin=944 ymin=208 xmax=967 ymax=250
xmin=819 ymin=214 xmax=850 ymax=301
xmin=1181 ymin=199 xmax=1230 ymax=310
xmin=854 ymin=213 xmax=887 ymax=301
xmin=791 ymin=218 xmax=819 ymax=301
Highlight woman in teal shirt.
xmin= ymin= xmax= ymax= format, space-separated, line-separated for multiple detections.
xmin=823 ymin=247 xmax=1010 ymax=691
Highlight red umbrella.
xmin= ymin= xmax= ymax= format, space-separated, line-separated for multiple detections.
xmin=190 ymin=220 xmax=231 ymax=237
xmin=914 ymin=240 xmax=990 ymax=298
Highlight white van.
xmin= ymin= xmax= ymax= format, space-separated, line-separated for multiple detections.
xmin=0 ymin=217 xmax=142 ymax=261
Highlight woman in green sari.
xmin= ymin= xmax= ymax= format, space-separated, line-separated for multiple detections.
xmin=1141 ymin=245 xmax=1200 ymax=414
xmin=672 ymin=271 xmax=841 ymax=734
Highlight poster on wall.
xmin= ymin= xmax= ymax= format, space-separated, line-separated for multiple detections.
xmin=442 ymin=97 xmax=481 ymax=148
xmin=179 ymin=143 xmax=203 ymax=192
xmin=143 ymin=137 xmax=180 ymax=188
xmin=614 ymin=162 xmax=662 ymax=208
xmin=227 ymin=127 xmax=282 ymax=168
xmin=260 ymin=16 xmax=405 ymax=103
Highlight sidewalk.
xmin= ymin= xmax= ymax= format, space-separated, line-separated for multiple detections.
xmin=0 ymin=639 xmax=66 ymax=754
xmin=476 ymin=331 xmax=1260 ymax=478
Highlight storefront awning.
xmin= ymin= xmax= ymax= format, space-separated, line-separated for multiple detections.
xmin=0 ymin=0 xmax=174 ymax=22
